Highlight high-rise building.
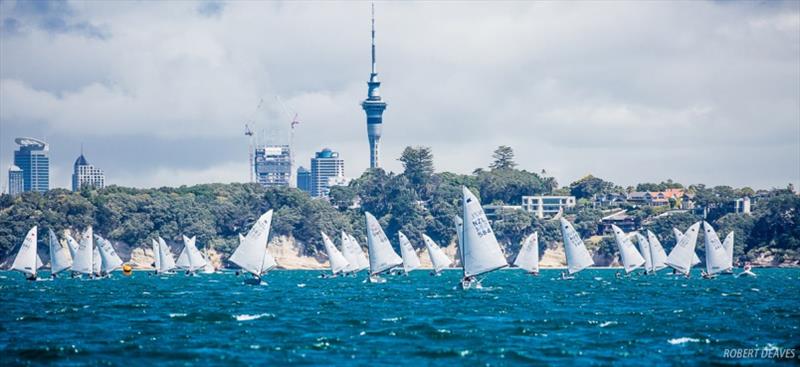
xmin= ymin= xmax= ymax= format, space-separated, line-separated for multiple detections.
xmin=13 ymin=137 xmax=49 ymax=193
xmin=254 ymin=145 xmax=292 ymax=187
xmin=361 ymin=4 xmax=387 ymax=169
xmin=297 ymin=166 xmax=311 ymax=194
xmin=310 ymin=148 xmax=345 ymax=198
xmin=8 ymin=165 xmax=23 ymax=195
xmin=72 ymin=153 xmax=105 ymax=191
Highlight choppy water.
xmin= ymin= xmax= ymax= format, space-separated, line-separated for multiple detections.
xmin=1 ymin=269 xmax=798 ymax=366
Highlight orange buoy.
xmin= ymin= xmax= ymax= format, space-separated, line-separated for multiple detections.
xmin=122 ymin=264 xmax=133 ymax=276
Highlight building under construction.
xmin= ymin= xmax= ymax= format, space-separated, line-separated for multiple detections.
xmin=254 ymin=145 xmax=292 ymax=187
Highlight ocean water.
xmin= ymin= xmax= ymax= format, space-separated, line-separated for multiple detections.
xmin=1 ymin=269 xmax=798 ymax=366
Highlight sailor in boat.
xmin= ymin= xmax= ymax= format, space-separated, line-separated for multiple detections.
xmin=560 ymin=271 xmax=574 ymax=280
xmin=460 ymin=275 xmax=477 ymax=289
xmin=26 ymin=273 xmax=37 ymax=281
xmin=528 ymin=270 xmax=539 ymax=277
xmin=700 ymin=270 xmax=715 ymax=279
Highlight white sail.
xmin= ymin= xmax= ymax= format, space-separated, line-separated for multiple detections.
xmin=364 ymin=212 xmax=403 ymax=275
xmin=95 ymin=235 xmax=123 ymax=273
xmin=229 ymin=210 xmax=276 ymax=276
xmin=150 ymin=239 xmax=161 ymax=270
xmin=673 ymin=227 xmax=702 ymax=266
xmin=461 ymin=187 xmax=507 ymax=277
xmin=665 ymin=222 xmax=701 ymax=274
xmin=422 ymin=234 xmax=451 ymax=273
xmin=65 ymin=233 xmax=79 ymax=260
xmin=321 ymin=231 xmax=351 ymax=275
xmin=48 ymin=229 xmax=72 ymax=275
xmin=560 ymin=218 xmax=594 ymax=274
xmin=11 ymin=226 xmax=40 ymax=277
xmin=72 ymin=227 xmax=94 ymax=275
xmin=722 ymin=232 xmax=734 ymax=270
xmin=513 ymin=232 xmax=540 ymax=273
xmin=157 ymin=237 xmax=177 ymax=273
xmin=176 ymin=235 xmax=207 ymax=271
xmin=703 ymin=221 xmax=730 ymax=275
xmin=646 ymin=230 xmax=668 ymax=272
xmin=635 ymin=233 xmax=653 ymax=272
xmin=611 ymin=225 xmax=645 ymax=273
xmin=398 ymin=231 xmax=421 ymax=273
xmin=341 ymin=232 xmax=369 ymax=272
xmin=92 ymin=246 xmax=102 ymax=274
xmin=454 ymin=216 xmax=464 ymax=267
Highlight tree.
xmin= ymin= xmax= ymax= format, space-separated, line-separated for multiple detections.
xmin=569 ymin=175 xmax=617 ymax=200
xmin=398 ymin=146 xmax=434 ymax=196
xmin=489 ymin=145 xmax=516 ymax=170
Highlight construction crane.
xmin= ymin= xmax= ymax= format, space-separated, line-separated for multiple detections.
xmin=245 ymin=98 xmax=264 ymax=183
xmin=276 ymin=96 xmax=300 ymax=188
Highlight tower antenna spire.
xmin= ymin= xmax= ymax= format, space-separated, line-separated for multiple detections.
xmin=371 ymin=2 xmax=376 ymax=75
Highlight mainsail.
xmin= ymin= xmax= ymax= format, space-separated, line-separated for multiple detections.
xmin=674 ymin=228 xmax=701 ymax=266
xmin=176 ymin=235 xmax=208 ymax=271
xmin=560 ymin=218 xmax=594 ymax=274
xmin=229 ymin=210 xmax=276 ymax=276
xmin=722 ymin=232 xmax=734 ymax=271
xmin=454 ymin=216 xmax=465 ymax=267
xmin=398 ymin=231 xmax=421 ymax=273
xmin=423 ymin=234 xmax=452 ymax=274
xmin=703 ymin=221 xmax=730 ymax=275
xmin=157 ymin=237 xmax=177 ymax=273
xmin=92 ymin=247 xmax=102 ymax=274
xmin=611 ymin=225 xmax=645 ymax=273
xmin=72 ymin=227 xmax=94 ymax=275
xmin=65 ymin=233 xmax=79 ymax=260
xmin=364 ymin=212 xmax=403 ymax=275
xmin=513 ymin=232 xmax=540 ymax=273
xmin=341 ymin=231 xmax=369 ymax=272
xmin=95 ymin=235 xmax=123 ymax=273
xmin=48 ymin=229 xmax=72 ymax=275
xmin=665 ymin=222 xmax=701 ymax=274
xmin=461 ymin=187 xmax=507 ymax=278
xmin=11 ymin=226 xmax=41 ymax=277
xmin=321 ymin=231 xmax=351 ymax=275
xmin=646 ymin=230 xmax=668 ymax=272
xmin=635 ymin=233 xmax=653 ymax=272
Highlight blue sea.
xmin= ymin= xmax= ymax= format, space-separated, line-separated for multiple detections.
xmin=1 ymin=269 xmax=798 ymax=366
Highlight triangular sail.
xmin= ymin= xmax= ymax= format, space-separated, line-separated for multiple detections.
xmin=423 ymin=234 xmax=452 ymax=274
xmin=341 ymin=232 xmax=369 ymax=271
xmin=560 ymin=218 xmax=594 ymax=274
xmin=95 ymin=235 xmax=123 ymax=273
xmin=176 ymin=235 xmax=207 ymax=271
xmin=72 ymin=227 xmax=94 ymax=275
xmin=151 ymin=239 xmax=161 ymax=270
xmin=321 ymin=231 xmax=351 ymax=275
xmin=454 ymin=216 xmax=465 ymax=267
xmin=157 ymin=237 xmax=177 ymax=273
xmin=703 ymin=221 xmax=730 ymax=275
xmin=364 ymin=212 xmax=403 ymax=275
xmin=636 ymin=232 xmax=653 ymax=272
xmin=229 ymin=210 xmax=276 ymax=276
xmin=92 ymin=247 xmax=102 ymax=274
xmin=398 ymin=231 xmax=421 ymax=273
xmin=65 ymin=233 xmax=79 ymax=260
xmin=513 ymin=232 xmax=540 ymax=273
xmin=646 ymin=230 xmax=668 ymax=272
xmin=722 ymin=232 xmax=734 ymax=270
xmin=665 ymin=222 xmax=701 ymax=274
xmin=12 ymin=226 xmax=39 ymax=277
xmin=610 ymin=225 xmax=645 ymax=273
xmin=48 ymin=229 xmax=72 ymax=275
xmin=461 ymin=187 xmax=507 ymax=278
xmin=674 ymin=228 xmax=701 ymax=266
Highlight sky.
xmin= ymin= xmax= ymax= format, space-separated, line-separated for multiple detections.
xmin=0 ymin=0 xmax=798 ymax=191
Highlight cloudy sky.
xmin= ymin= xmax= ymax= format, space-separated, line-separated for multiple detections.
xmin=1 ymin=0 xmax=798 ymax=191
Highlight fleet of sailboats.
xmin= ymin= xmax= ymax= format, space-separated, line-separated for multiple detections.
xmin=6 ymin=188 xmax=754 ymax=284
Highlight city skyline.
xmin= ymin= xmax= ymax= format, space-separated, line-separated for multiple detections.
xmin=1 ymin=1 xmax=798 ymax=191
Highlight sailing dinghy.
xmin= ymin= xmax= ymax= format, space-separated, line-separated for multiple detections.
xmin=176 ymin=235 xmax=207 ymax=276
xmin=341 ymin=231 xmax=369 ymax=275
xmin=364 ymin=212 xmax=403 ymax=283
xmin=48 ymin=229 xmax=72 ymax=278
xmin=665 ymin=222 xmax=701 ymax=276
xmin=702 ymin=221 xmax=730 ymax=278
xmin=645 ymin=230 xmax=668 ymax=273
xmin=398 ymin=231 xmax=421 ymax=275
xmin=460 ymin=187 xmax=507 ymax=289
xmin=71 ymin=227 xmax=94 ymax=278
xmin=559 ymin=218 xmax=594 ymax=279
xmin=156 ymin=237 xmax=177 ymax=275
xmin=95 ymin=234 xmax=124 ymax=277
xmin=11 ymin=226 xmax=42 ymax=280
xmin=229 ymin=210 xmax=277 ymax=285
xmin=611 ymin=225 xmax=645 ymax=274
xmin=321 ymin=231 xmax=352 ymax=277
xmin=422 ymin=234 xmax=452 ymax=276
xmin=674 ymin=228 xmax=702 ymax=267
xmin=513 ymin=232 xmax=540 ymax=275
xmin=722 ymin=232 xmax=735 ymax=274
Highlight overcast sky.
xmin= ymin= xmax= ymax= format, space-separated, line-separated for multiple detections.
xmin=1 ymin=0 xmax=798 ymax=191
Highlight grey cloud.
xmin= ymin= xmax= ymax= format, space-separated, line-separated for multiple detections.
xmin=197 ymin=1 xmax=225 ymax=18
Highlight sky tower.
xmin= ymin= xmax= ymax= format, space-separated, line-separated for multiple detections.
xmin=361 ymin=3 xmax=387 ymax=169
